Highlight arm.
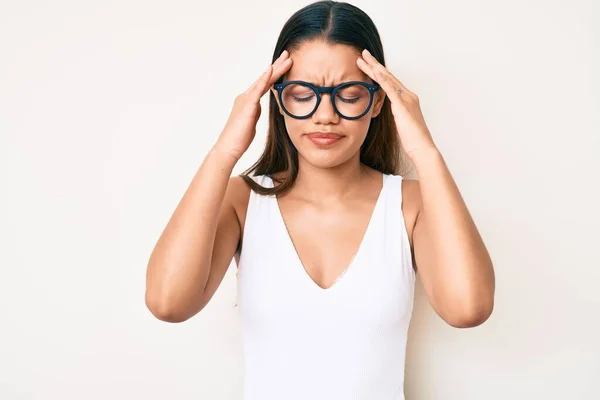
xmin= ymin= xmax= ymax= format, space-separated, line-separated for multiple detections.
xmin=411 ymin=146 xmax=495 ymax=328
xmin=145 ymin=50 xmax=293 ymax=323
xmin=355 ymin=49 xmax=495 ymax=328
xmin=145 ymin=147 xmax=241 ymax=323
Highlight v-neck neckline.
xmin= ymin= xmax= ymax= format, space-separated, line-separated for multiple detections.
xmin=268 ymin=173 xmax=388 ymax=292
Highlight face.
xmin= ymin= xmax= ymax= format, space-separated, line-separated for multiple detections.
xmin=270 ymin=40 xmax=386 ymax=169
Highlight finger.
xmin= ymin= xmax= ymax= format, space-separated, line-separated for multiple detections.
xmin=246 ymin=65 xmax=273 ymax=97
xmin=249 ymin=58 xmax=292 ymax=101
xmin=361 ymin=49 xmax=393 ymax=80
xmin=361 ymin=49 xmax=409 ymax=92
xmin=372 ymin=67 xmax=402 ymax=99
xmin=247 ymin=50 xmax=288 ymax=92
xmin=247 ymin=51 xmax=290 ymax=98
xmin=267 ymin=55 xmax=293 ymax=87
xmin=356 ymin=57 xmax=376 ymax=82
xmin=357 ymin=56 xmax=399 ymax=100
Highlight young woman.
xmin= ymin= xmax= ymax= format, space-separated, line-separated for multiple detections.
xmin=145 ymin=1 xmax=495 ymax=398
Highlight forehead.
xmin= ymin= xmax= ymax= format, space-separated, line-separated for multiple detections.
xmin=283 ymin=40 xmax=371 ymax=85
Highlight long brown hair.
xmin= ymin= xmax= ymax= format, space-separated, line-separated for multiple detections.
xmin=240 ymin=1 xmax=410 ymax=196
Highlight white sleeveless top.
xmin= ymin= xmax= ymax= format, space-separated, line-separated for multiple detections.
xmin=236 ymin=173 xmax=416 ymax=400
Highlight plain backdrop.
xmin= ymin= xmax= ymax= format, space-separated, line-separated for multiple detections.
xmin=1 ymin=0 xmax=599 ymax=399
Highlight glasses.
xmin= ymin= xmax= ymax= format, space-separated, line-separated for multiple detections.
xmin=273 ymin=80 xmax=381 ymax=120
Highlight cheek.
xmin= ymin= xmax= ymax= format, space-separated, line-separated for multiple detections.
xmin=282 ymin=118 xmax=304 ymax=136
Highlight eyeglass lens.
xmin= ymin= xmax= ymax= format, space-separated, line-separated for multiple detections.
xmin=281 ymin=83 xmax=371 ymax=118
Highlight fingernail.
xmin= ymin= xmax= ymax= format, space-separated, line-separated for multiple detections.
xmin=280 ymin=50 xmax=288 ymax=57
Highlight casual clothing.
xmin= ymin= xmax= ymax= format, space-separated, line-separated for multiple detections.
xmin=236 ymin=173 xmax=416 ymax=400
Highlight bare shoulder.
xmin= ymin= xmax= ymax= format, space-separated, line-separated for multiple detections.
xmin=226 ymin=175 xmax=251 ymax=206
xmin=400 ymin=177 xmax=422 ymax=247
xmin=401 ymin=178 xmax=421 ymax=206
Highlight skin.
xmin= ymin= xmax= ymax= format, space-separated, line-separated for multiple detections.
xmin=269 ymin=40 xmax=385 ymax=170
xmin=146 ymin=40 xmax=495 ymax=328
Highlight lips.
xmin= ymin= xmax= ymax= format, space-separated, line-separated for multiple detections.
xmin=306 ymin=132 xmax=344 ymax=146
xmin=306 ymin=132 xmax=343 ymax=139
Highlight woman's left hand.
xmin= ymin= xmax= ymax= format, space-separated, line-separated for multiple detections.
xmin=357 ymin=49 xmax=436 ymax=159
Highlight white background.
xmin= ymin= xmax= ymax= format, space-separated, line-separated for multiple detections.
xmin=1 ymin=0 xmax=599 ymax=399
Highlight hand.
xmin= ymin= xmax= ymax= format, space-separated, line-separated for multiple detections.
xmin=357 ymin=49 xmax=437 ymax=159
xmin=215 ymin=50 xmax=293 ymax=161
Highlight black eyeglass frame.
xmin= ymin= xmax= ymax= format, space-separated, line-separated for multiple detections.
xmin=273 ymin=80 xmax=381 ymax=120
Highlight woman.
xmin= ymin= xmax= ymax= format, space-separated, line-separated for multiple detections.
xmin=145 ymin=1 xmax=495 ymax=398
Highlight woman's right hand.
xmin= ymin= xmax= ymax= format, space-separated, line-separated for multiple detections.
xmin=214 ymin=50 xmax=293 ymax=161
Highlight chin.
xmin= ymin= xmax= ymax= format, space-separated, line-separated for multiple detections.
xmin=297 ymin=147 xmax=356 ymax=169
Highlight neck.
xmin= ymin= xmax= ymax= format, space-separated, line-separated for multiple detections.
xmin=291 ymin=154 xmax=370 ymax=204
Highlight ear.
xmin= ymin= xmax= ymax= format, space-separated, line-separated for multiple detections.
xmin=270 ymin=86 xmax=284 ymax=116
xmin=370 ymin=90 xmax=386 ymax=118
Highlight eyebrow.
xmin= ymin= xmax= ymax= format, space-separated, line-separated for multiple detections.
xmin=286 ymin=69 xmax=373 ymax=85
xmin=290 ymin=76 xmax=364 ymax=86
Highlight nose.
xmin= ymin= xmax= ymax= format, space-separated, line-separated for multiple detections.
xmin=311 ymin=93 xmax=339 ymax=124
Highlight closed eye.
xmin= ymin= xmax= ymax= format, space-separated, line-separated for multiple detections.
xmin=336 ymin=95 xmax=361 ymax=104
xmin=293 ymin=95 xmax=315 ymax=103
